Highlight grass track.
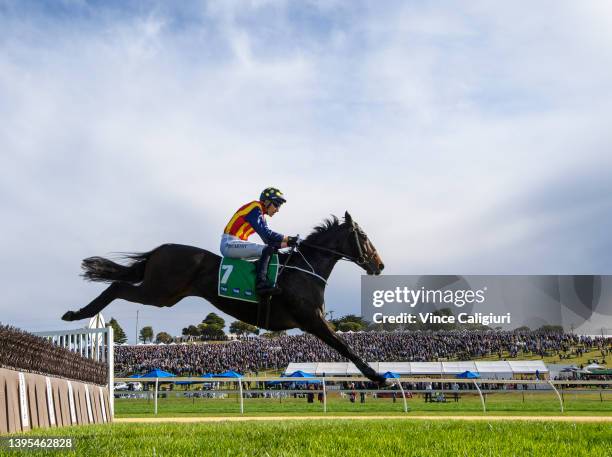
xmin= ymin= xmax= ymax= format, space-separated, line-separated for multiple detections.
xmin=115 ymin=392 xmax=612 ymax=417
xmin=6 ymin=420 xmax=612 ymax=457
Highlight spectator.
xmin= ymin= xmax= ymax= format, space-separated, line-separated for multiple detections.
xmin=452 ymin=382 xmax=460 ymax=402
xmin=425 ymin=382 xmax=433 ymax=403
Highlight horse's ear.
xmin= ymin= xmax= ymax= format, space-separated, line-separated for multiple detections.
xmin=344 ymin=211 xmax=353 ymax=223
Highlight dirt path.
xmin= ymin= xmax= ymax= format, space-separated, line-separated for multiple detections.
xmin=115 ymin=415 xmax=612 ymax=423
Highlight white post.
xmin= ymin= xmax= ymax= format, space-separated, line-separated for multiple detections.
xmin=107 ymin=327 xmax=114 ymax=418
xmin=154 ymin=378 xmax=159 ymax=415
xmin=473 ymin=381 xmax=486 ymax=413
xmin=94 ymin=330 xmax=98 ymax=360
xmin=238 ymin=380 xmax=244 ymax=414
xmin=547 ymin=380 xmax=564 ymax=413
xmin=395 ymin=379 xmax=408 ymax=413
xmin=322 ymin=377 xmax=327 ymax=413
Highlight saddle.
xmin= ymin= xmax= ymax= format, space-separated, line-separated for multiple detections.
xmin=218 ymin=255 xmax=280 ymax=303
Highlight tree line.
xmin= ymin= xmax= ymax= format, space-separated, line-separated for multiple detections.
xmin=106 ymin=309 xmax=564 ymax=345
xmin=107 ymin=313 xmax=287 ymax=345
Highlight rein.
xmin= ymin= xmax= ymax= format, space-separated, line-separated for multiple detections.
xmin=298 ymin=240 xmax=359 ymax=261
xmin=299 ymin=222 xmax=370 ymax=266
xmin=282 ymin=249 xmax=328 ymax=284
xmin=278 ymin=222 xmax=376 ymax=284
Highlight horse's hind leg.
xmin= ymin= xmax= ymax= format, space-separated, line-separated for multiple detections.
xmin=62 ymin=282 xmax=152 ymax=321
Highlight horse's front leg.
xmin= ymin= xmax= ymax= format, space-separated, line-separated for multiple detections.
xmin=304 ymin=313 xmax=386 ymax=385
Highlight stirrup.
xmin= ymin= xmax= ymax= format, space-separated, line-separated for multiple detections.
xmin=256 ymin=281 xmax=282 ymax=296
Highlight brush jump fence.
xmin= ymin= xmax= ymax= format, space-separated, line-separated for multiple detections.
xmin=0 ymin=325 xmax=114 ymax=434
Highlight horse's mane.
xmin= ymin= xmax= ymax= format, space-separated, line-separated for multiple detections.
xmin=305 ymin=215 xmax=343 ymax=243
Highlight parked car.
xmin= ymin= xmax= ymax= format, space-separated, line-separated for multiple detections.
xmin=128 ymin=382 xmax=143 ymax=391
xmin=114 ymin=382 xmax=129 ymax=391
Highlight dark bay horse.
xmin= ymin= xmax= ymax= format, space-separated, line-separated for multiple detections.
xmin=62 ymin=212 xmax=386 ymax=383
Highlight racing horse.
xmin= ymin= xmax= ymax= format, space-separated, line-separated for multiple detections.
xmin=62 ymin=212 xmax=386 ymax=383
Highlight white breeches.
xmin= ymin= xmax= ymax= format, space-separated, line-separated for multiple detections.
xmin=220 ymin=234 xmax=265 ymax=259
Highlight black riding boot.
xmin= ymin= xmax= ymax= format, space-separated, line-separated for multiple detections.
xmin=256 ymin=245 xmax=281 ymax=296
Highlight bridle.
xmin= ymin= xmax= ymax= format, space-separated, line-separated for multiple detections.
xmin=301 ymin=221 xmax=374 ymax=265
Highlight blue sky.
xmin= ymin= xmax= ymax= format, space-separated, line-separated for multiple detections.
xmin=1 ymin=1 xmax=612 ymax=341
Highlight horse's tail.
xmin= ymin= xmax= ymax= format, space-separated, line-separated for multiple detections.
xmin=81 ymin=250 xmax=155 ymax=284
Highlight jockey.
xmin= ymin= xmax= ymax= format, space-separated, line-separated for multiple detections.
xmin=221 ymin=187 xmax=298 ymax=295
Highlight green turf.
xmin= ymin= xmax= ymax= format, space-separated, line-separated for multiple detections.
xmin=6 ymin=420 xmax=612 ymax=456
xmin=114 ymin=391 xmax=612 ymax=417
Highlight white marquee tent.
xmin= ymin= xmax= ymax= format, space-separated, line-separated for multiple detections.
xmin=285 ymin=360 xmax=548 ymax=379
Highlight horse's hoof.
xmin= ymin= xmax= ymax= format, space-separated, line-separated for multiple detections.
xmin=62 ymin=311 xmax=77 ymax=321
xmin=376 ymin=377 xmax=391 ymax=388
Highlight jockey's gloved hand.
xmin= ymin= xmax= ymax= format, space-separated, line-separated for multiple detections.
xmin=287 ymin=236 xmax=300 ymax=247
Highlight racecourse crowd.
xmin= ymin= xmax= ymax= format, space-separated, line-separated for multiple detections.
xmin=114 ymin=331 xmax=611 ymax=376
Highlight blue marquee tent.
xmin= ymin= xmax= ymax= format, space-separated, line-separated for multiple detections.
xmin=286 ymin=370 xmax=321 ymax=384
xmin=176 ymin=373 xmax=214 ymax=385
xmin=456 ymin=371 xmax=480 ymax=379
xmin=269 ymin=370 xmax=321 ymax=385
xmin=214 ymin=370 xmax=243 ymax=378
xmin=382 ymin=371 xmax=400 ymax=379
xmin=286 ymin=370 xmax=316 ymax=378
xmin=142 ymin=369 xmax=176 ymax=378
